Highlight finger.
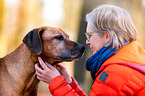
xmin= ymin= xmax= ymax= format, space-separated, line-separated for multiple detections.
xmin=35 ymin=70 xmax=43 ymax=77
xmin=55 ymin=63 xmax=64 ymax=67
xmin=45 ymin=62 xmax=57 ymax=70
xmin=55 ymin=63 xmax=66 ymax=69
xmin=36 ymin=74 xmax=43 ymax=81
xmin=44 ymin=62 xmax=53 ymax=70
xmin=35 ymin=63 xmax=44 ymax=74
xmin=38 ymin=57 xmax=48 ymax=70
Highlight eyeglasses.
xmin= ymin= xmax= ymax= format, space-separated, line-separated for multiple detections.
xmin=85 ymin=31 xmax=97 ymax=42
xmin=85 ymin=31 xmax=105 ymax=42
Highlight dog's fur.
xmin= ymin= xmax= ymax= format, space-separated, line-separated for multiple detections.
xmin=0 ymin=26 xmax=85 ymax=96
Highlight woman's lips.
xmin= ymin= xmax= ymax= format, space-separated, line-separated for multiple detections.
xmin=90 ymin=47 xmax=93 ymax=51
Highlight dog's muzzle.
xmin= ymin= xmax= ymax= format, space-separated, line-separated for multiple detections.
xmin=58 ymin=43 xmax=85 ymax=62
xmin=71 ymin=43 xmax=85 ymax=57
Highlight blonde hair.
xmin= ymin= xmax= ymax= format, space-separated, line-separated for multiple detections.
xmin=86 ymin=4 xmax=139 ymax=49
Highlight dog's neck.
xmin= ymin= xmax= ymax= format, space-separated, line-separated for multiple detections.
xmin=2 ymin=43 xmax=59 ymax=95
xmin=3 ymin=43 xmax=58 ymax=95
xmin=3 ymin=43 xmax=40 ymax=95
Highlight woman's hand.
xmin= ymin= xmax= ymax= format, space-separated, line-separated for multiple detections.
xmin=35 ymin=57 xmax=61 ymax=84
xmin=54 ymin=63 xmax=72 ymax=83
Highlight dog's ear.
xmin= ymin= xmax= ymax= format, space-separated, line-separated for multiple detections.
xmin=23 ymin=28 xmax=44 ymax=55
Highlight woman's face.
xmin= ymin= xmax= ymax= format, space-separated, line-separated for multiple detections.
xmin=86 ymin=23 xmax=106 ymax=54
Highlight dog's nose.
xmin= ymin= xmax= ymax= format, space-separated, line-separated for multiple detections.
xmin=79 ymin=45 xmax=85 ymax=53
xmin=69 ymin=42 xmax=85 ymax=59
xmin=74 ymin=43 xmax=85 ymax=52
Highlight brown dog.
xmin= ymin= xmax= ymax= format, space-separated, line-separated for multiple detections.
xmin=0 ymin=26 xmax=85 ymax=96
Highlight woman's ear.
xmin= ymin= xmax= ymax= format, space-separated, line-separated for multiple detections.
xmin=104 ymin=31 xmax=111 ymax=42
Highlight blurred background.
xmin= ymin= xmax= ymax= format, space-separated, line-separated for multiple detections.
xmin=0 ymin=0 xmax=145 ymax=95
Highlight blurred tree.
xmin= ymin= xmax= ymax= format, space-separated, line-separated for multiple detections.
xmin=63 ymin=0 xmax=83 ymax=41
xmin=0 ymin=0 xmax=8 ymax=57
xmin=0 ymin=0 xmax=4 ymax=33
xmin=0 ymin=0 xmax=41 ymax=57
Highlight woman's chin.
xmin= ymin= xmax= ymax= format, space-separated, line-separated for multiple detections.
xmin=91 ymin=48 xmax=97 ymax=54
xmin=92 ymin=50 xmax=96 ymax=54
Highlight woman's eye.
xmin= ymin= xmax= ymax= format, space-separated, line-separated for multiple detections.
xmin=54 ymin=35 xmax=64 ymax=40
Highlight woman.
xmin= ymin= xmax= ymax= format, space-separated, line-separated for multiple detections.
xmin=35 ymin=4 xmax=145 ymax=95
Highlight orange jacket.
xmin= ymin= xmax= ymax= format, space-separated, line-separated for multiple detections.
xmin=49 ymin=41 xmax=145 ymax=96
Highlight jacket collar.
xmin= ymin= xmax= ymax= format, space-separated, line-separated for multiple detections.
xmin=96 ymin=40 xmax=145 ymax=76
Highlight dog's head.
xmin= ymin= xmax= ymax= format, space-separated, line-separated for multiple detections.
xmin=23 ymin=26 xmax=85 ymax=64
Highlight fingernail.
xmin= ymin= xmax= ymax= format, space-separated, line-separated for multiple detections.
xmin=38 ymin=57 xmax=41 ymax=60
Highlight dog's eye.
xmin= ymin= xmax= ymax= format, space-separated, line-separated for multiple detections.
xmin=54 ymin=35 xmax=64 ymax=40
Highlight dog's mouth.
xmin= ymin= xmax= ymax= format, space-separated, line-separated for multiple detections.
xmin=51 ymin=61 xmax=62 ymax=65
xmin=51 ymin=52 xmax=85 ymax=65
xmin=58 ymin=51 xmax=85 ymax=64
xmin=51 ymin=44 xmax=85 ymax=65
xmin=51 ymin=58 xmax=78 ymax=65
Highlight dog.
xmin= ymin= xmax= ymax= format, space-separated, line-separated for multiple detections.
xmin=0 ymin=26 xmax=85 ymax=96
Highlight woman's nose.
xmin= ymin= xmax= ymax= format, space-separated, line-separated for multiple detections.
xmin=86 ymin=39 xmax=90 ymax=45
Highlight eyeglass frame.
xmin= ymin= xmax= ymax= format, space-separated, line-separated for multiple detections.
xmin=85 ymin=31 xmax=104 ymax=42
